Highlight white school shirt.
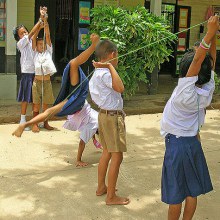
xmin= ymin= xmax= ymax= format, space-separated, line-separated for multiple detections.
xmin=63 ymin=100 xmax=98 ymax=143
xmin=17 ymin=35 xmax=35 ymax=73
xmin=89 ymin=68 xmax=123 ymax=110
xmin=34 ymin=44 xmax=57 ymax=76
xmin=160 ymin=71 xmax=215 ymax=137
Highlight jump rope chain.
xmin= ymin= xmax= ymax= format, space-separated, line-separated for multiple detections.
xmin=66 ymin=20 xmax=208 ymax=99
xmin=46 ymin=20 xmax=208 ymax=120
xmin=41 ymin=13 xmax=48 ymax=114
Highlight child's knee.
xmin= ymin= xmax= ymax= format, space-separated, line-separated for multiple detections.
xmin=33 ymin=104 xmax=40 ymax=112
xmin=111 ymin=152 xmax=123 ymax=164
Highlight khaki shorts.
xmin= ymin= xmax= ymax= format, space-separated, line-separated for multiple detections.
xmin=32 ymin=79 xmax=54 ymax=104
xmin=98 ymin=111 xmax=127 ymax=153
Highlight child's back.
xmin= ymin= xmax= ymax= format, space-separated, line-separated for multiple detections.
xmin=161 ymin=68 xmax=215 ymax=137
xmin=90 ymin=68 xmax=123 ymax=110
xmin=160 ymin=15 xmax=219 ymax=220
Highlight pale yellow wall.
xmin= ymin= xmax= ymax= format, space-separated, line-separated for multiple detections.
xmin=17 ymin=0 xmax=35 ymax=31
xmin=119 ymin=0 xmax=145 ymax=9
xmin=0 ymin=41 xmax=5 ymax=47
xmin=177 ymin=0 xmax=220 ymax=47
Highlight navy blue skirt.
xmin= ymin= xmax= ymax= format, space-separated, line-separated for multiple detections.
xmin=162 ymin=134 xmax=213 ymax=204
xmin=17 ymin=73 xmax=34 ymax=103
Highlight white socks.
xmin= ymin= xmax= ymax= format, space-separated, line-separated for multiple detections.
xmin=20 ymin=114 xmax=26 ymax=124
xmin=20 ymin=114 xmax=30 ymax=131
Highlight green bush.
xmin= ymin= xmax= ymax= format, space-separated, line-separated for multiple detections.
xmin=214 ymin=72 xmax=220 ymax=93
xmin=90 ymin=5 xmax=177 ymax=96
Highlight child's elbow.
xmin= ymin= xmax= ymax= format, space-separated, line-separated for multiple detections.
xmin=113 ymin=85 xmax=124 ymax=93
xmin=117 ymin=85 xmax=124 ymax=93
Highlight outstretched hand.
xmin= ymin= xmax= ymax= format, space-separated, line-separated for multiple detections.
xmin=90 ymin=33 xmax=100 ymax=47
xmin=40 ymin=6 xmax=48 ymax=20
xmin=207 ymin=15 xmax=219 ymax=37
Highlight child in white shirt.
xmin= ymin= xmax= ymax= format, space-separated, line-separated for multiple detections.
xmin=160 ymin=16 xmax=219 ymax=220
xmin=13 ymin=7 xmax=47 ymax=130
xmin=31 ymin=11 xmax=56 ymax=132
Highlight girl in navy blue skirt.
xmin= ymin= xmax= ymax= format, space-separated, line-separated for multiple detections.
xmin=160 ymin=16 xmax=219 ymax=220
xmin=13 ymin=7 xmax=47 ymax=130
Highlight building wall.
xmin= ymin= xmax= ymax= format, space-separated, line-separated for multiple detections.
xmin=178 ymin=0 xmax=220 ymax=47
xmin=17 ymin=0 xmax=35 ymax=31
xmin=119 ymin=0 xmax=144 ymax=9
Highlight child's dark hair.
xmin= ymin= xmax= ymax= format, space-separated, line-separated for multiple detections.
xmin=13 ymin=24 xmax=28 ymax=41
xmin=95 ymin=39 xmax=118 ymax=61
xmin=36 ymin=37 xmax=44 ymax=42
xmin=179 ymin=51 xmax=213 ymax=85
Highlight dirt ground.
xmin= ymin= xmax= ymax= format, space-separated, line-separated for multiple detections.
xmin=0 ymin=110 xmax=219 ymax=220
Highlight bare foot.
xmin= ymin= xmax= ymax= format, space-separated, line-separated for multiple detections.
xmin=75 ymin=161 xmax=88 ymax=167
xmin=106 ymin=196 xmax=130 ymax=205
xmin=96 ymin=187 xmax=118 ymax=196
xmin=32 ymin=124 xmax=40 ymax=133
xmin=44 ymin=123 xmax=54 ymax=130
xmin=12 ymin=124 xmax=25 ymax=137
xmin=96 ymin=186 xmax=107 ymax=196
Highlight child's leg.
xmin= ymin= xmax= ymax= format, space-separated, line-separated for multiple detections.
xmin=20 ymin=101 xmax=31 ymax=131
xmin=32 ymin=104 xmax=40 ymax=133
xmin=182 ymin=197 xmax=197 ymax=220
xmin=12 ymin=100 xmax=67 ymax=137
xmin=21 ymin=101 xmax=28 ymax=116
xmin=106 ymin=152 xmax=129 ymax=205
xmin=75 ymin=139 xmax=88 ymax=167
xmin=43 ymin=103 xmax=54 ymax=130
xmin=168 ymin=203 xmax=182 ymax=220
xmin=96 ymin=148 xmax=111 ymax=196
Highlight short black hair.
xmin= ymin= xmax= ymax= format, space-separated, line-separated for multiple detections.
xmin=179 ymin=51 xmax=213 ymax=85
xmin=13 ymin=24 xmax=29 ymax=41
xmin=36 ymin=37 xmax=44 ymax=42
xmin=95 ymin=39 xmax=118 ymax=61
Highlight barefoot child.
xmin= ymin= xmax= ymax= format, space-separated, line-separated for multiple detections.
xmin=32 ymin=9 xmax=56 ymax=132
xmin=160 ymin=16 xmax=219 ymax=220
xmin=89 ymin=40 xmax=130 ymax=205
xmin=13 ymin=7 xmax=47 ymax=130
xmin=13 ymin=34 xmax=101 ymax=167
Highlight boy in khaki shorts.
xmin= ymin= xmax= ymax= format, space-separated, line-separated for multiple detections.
xmin=89 ymin=40 xmax=129 ymax=205
xmin=32 ymin=9 xmax=56 ymax=132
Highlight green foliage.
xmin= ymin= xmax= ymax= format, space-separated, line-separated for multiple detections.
xmin=214 ymin=72 xmax=220 ymax=93
xmin=90 ymin=5 xmax=177 ymax=96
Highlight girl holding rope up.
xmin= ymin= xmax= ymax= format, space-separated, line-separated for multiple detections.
xmin=13 ymin=6 xmax=48 ymax=131
xmin=160 ymin=16 xmax=219 ymax=220
xmin=31 ymin=7 xmax=56 ymax=132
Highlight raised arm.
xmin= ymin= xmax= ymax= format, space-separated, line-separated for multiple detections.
xmin=69 ymin=34 xmax=100 ymax=86
xmin=209 ymin=31 xmax=217 ymax=70
xmin=32 ymin=24 xmax=43 ymax=51
xmin=44 ymin=18 xmax=51 ymax=47
xmin=186 ymin=16 xmax=219 ymax=77
xmin=28 ymin=6 xmax=46 ymax=40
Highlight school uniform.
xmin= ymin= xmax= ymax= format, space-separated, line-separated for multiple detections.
xmin=160 ymin=71 xmax=215 ymax=204
xmin=32 ymin=44 xmax=56 ymax=105
xmin=63 ymin=100 xmax=98 ymax=144
xmin=89 ymin=68 xmax=126 ymax=153
xmin=54 ymin=63 xmax=89 ymax=117
xmin=17 ymin=35 xmax=35 ymax=103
